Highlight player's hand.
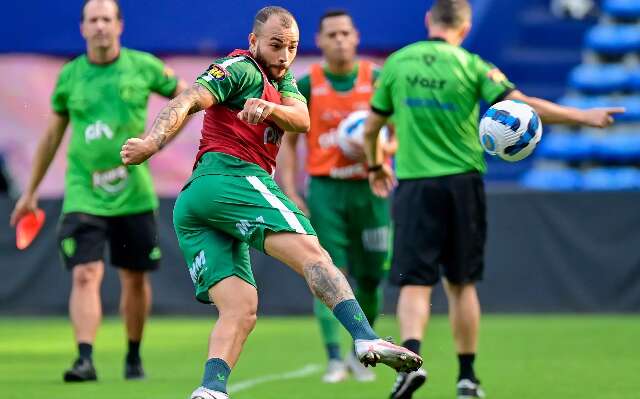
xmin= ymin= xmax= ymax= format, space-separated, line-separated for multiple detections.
xmin=288 ymin=193 xmax=310 ymax=216
xmin=368 ymin=164 xmax=396 ymax=198
xmin=10 ymin=193 xmax=38 ymax=227
xmin=237 ymin=98 xmax=276 ymax=125
xmin=121 ymin=137 xmax=158 ymax=165
xmin=581 ymin=107 xmax=626 ymax=128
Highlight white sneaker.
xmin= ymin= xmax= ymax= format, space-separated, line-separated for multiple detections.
xmin=321 ymin=359 xmax=348 ymax=383
xmin=345 ymin=350 xmax=375 ymax=382
xmin=354 ymin=338 xmax=422 ymax=372
xmin=190 ymin=386 xmax=229 ymax=399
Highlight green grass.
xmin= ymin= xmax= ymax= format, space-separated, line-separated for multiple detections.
xmin=0 ymin=315 xmax=638 ymax=399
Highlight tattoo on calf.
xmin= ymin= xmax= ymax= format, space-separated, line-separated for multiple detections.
xmin=303 ymin=262 xmax=354 ymax=309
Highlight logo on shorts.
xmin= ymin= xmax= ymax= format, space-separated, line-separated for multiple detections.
xmin=92 ymin=165 xmax=128 ymax=194
xmin=236 ymin=216 xmax=264 ymax=237
xmin=189 ymin=250 xmax=206 ymax=285
xmin=84 ymin=120 xmax=114 ymax=143
xmin=61 ymin=237 xmax=77 ymax=258
xmin=362 ymin=226 xmax=389 ymax=252
xmin=149 ymin=246 xmax=162 ymax=261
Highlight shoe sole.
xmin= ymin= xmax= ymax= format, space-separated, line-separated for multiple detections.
xmin=63 ymin=373 xmax=97 ymax=382
xmin=392 ymin=373 xmax=427 ymax=399
xmin=361 ymin=350 xmax=422 ymax=373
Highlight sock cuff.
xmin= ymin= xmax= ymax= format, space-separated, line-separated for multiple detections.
xmin=206 ymin=357 xmax=231 ymax=373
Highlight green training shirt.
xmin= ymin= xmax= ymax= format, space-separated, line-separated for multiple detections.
xmin=51 ymin=47 xmax=178 ymax=216
xmin=371 ymin=39 xmax=515 ymax=179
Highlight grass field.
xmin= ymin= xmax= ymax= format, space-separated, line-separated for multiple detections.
xmin=0 ymin=315 xmax=638 ymax=399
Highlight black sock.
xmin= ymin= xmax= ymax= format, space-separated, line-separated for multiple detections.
xmin=458 ymin=353 xmax=476 ymax=382
xmin=78 ymin=342 xmax=93 ymax=361
xmin=126 ymin=340 xmax=141 ymax=363
xmin=402 ymin=339 xmax=421 ymax=356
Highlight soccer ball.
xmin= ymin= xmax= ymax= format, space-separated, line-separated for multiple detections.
xmin=336 ymin=110 xmax=389 ymax=160
xmin=479 ymin=100 xmax=543 ymax=162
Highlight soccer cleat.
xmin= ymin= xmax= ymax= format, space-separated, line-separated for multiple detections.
xmin=63 ymin=357 xmax=97 ymax=382
xmin=354 ymin=338 xmax=422 ymax=372
xmin=125 ymin=358 xmax=145 ymax=380
xmin=321 ymin=359 xmax=348 ymax=383
xmin=390 ymin=368 xmax=427 ymax=399
xmin=457 ymin=378 xmax=486 ymax=399
xmin=190 ymin=386 xmax=229 ymax=399
xmin=345 ymin=350 xmax=375 ymax=382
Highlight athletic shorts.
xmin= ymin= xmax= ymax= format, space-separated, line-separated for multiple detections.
xmin=307 ymin=177 xmax=390 ymax=282
xmin=57 ymin=211 xmax=161 ymax=271
xmin=390 ymin=172 xmax=486 ymax=286
xmin=173 ymin=173 xmax=315 ymax=303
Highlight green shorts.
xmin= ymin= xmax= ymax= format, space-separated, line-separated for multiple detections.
xmin=307 ymin=177 xmax=390 ymax=282
xmin=173 ymin=154 xmax=315 ymax=303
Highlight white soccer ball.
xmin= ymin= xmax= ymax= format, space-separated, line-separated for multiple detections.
xmin=479 ymin=100 xmax=543 ymax=162
xmin=336 ymin=110 xmax=389 ymax=160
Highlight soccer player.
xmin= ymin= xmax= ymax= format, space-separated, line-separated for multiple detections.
xmin=10 ymin=0 xmax=188 ymax=382
xmin=362 ymin=1 xmax=624 ymax=398
xmin=279 ymin=10 xmax=392 ymax=383
xmin=120 ymin=6 xmax=421 ymax=399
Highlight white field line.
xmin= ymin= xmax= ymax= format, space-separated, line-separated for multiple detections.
xmin=228 ymin=363 xmax=321 ymax=393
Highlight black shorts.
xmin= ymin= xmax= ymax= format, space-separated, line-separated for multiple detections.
xmin=57 ymin=211 xmax=161 ymax=271
xmin=390 ymin=172 xmax=486 ymax=286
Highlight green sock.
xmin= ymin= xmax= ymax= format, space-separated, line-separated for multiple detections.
xmin=355 ymin=279 xmax=382 ymax=327
xmin=314 ymin=298 xmax=342 ymax=360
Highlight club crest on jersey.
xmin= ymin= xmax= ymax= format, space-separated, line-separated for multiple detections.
xmin=487 ymin=68 xmax=507 ymax=83
xmin=207 ymin=64 xmax=228 ymax=81
xmin=263 ymin=126 xmax=283 ymax=146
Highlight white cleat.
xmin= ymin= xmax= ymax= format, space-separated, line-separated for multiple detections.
xmin=345 ymin=350 xmax=376 ymax=382
xmin=321 ymin=359 xmax=348 ymax=383
xmin=190 ymin=386 xmax=229 ymax=399
xmin=354 ymin=338 xmax=422 ymax=372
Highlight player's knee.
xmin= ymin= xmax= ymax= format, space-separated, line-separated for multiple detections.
xmin=72 ymin=263 xmax=102 ymax=287
xmin=120 ymin=270 xmax=147 ymax=290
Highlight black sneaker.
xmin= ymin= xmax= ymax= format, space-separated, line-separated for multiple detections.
xmin=390 ymin=368 xmax=427 ymax=399
xmin=125 ymin=359 xmax=145 ymax=380
xmin=457 ymin=378 xmax=486 ymax=399
xmin=63 ymin=358 xmax=97 ymax=382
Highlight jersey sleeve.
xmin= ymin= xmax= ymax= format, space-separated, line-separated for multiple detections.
xmin=278 ymin=70 xmax=307 ymax=104
xmin=146 ymin=54 xmax=179 ymax=97
xmin=51 ymin=63 xmax=72 ymax=114
xmin=296 ymin=74 xmax=311 ymax=104
xmin=475 ymin=56 xmax=515 ymax=104
xmin=196 ymin=59 xmax=247 ymax=104
xmin=370 ymin=59 xmax=395 ymax=116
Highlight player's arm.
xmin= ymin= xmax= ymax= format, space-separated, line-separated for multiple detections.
xmin=363 ymin=111 xmax=395 ymax=198
xmin=10 ymin=113 xmax=69 ymax=226
xmin=237 ymin=96 xmax=310 ymax=133
xmin=121 ymin=83 xmax=215 ymax=165
xmin=170 ymin=79 xmax=189 ymax=98
xmin=506 ymin=90 xmax=625 ymax=128
xmin=278 ymin=132 xmax=309 ymax=214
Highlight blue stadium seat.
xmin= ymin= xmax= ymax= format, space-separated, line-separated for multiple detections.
xmin=581 ymin=167 xmax=640 ymax=190
xmin=536 ymin=132 xmax=596 ymax=161
xmin=520 ymin=169 xmax=581 ymax=190
xmin=585 ymin=25 xmax=640 ymax=55
xmin=630 ymin=69 xmax=640 ymax=91
xmin=594 ymin=133 xmax=640 ymax=162
xmin=568 ymin=64 xmax=629 ymax=94
xmin=610 ymin=96 xmax=640 ymax=122
xmin=603 ymin=0 xmax=640 ymax=19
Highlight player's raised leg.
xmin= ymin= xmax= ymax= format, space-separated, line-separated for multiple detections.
xmin=264 ymin=232 xmax=422 ymax=372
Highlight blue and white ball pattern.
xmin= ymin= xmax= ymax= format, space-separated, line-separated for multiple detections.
xmin=479 ymin=100 xmax=543 ymax=162
xmin=337 ymin=110 xmax=389 ymax=160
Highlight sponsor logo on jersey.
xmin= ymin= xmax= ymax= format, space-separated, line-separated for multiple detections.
xmin=329 ymin=163 xmax=366 ymax=179
xmin=206 ymin=64 xmax=229 ymax=81
xmin=318 ymin=129 xmax=339 ymax=149
xmin=84 ymin=120 xmax=113 ymax=143
xmin=189 ymin=250 xmax=206 ymax=284
xmin=92 ymin=165 xmax=128 ymax=194
xmin=487 ymin=68 xmax=507 ymax=83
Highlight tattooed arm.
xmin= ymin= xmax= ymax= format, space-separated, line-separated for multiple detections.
xmin=120 ymin=83 xmax=216 ymax=165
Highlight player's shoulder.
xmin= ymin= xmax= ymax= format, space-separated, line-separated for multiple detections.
xmin=56 ymin=54 xmax=86 ymax=81
xmin=212 ymin=55 xmax=257 ymax=75
xmin=120 ymin=47 xmax=164 ymax=68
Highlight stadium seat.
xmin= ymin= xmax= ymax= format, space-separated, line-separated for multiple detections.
xmin=520 ymin=169 xmax=581 ymax=190
xmin=629 ymin=69 xmax=640 ymax=91
xmin=603 ymin=0 xmax=640 ymax=19
xmin=536 ymin=132 xmax=596 ymax=162
xmin=610 ymin=96 xmax=640 ymax=122
xmin=584 ymin=25 xmax=640 ymax=55
xmin=581 ymin=167 xmax=640 ymax=190
xmin=568 ymin=64 xmax=629 ymax=94
xmin=594 ymin=133 xmax=640 ymax=162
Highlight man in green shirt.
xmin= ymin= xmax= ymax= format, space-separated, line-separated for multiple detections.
xmin=363 ymin=1 xmax=624 ymax=398
xmin=120 ymin=7 xmax=422 ymax=399
xmin=280 ymin=10 xmax=391 ymax=383
xmin=10 ymin=0 xmax=186 ymax=382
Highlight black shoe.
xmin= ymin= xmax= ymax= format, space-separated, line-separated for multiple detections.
xmin=390 ymin=368 xmax=427 ymax=399
xmin=125 ymin=359 xmax=145 ymax=380
xmin=63 ymin=358 xmax=97 ymax=382
xmin=457 ymin=378 xmax=486 ymax=399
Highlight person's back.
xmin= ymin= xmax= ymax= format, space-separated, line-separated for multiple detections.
xmin=373 ymin=39 xmax=513 ymax=179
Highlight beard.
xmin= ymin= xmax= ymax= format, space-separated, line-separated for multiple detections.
xmin=254 ymin=47 xmax=287 ymax=81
